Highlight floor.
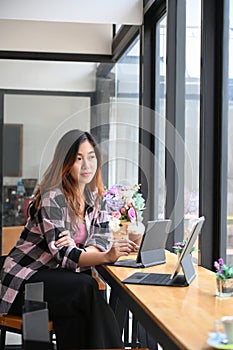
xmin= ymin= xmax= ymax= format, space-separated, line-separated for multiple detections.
xmin=5 ymin=333 xmax=164 ymax=350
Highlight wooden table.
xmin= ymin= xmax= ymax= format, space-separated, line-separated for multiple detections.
xmin=97 ymin=251 xmax=233 ymax=350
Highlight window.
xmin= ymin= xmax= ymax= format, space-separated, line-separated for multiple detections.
xmin=108 ymin=36 xmax=140 ymax=187
xmin=154 ymin=15 xmax=167 ymax=219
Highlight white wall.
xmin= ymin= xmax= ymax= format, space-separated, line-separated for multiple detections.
xmin=3 ymin=94 xmax=91 ymax=186
xmin=0 ymin=61 xmax=97 ymax=91
xmin=0 ymin=20 xmax=113 ymax=54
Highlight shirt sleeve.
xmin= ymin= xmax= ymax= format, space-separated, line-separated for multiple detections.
xmin=85 ymin=208 xmax=113 ymax=251
xmin=39 ymin=191 xmax=82 ymax=271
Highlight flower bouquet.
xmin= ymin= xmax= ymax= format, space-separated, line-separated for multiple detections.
xmin=103 ymin=184 xmax=146 ymax=242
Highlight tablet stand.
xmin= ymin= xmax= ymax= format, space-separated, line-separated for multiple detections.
xmin=180 ymin=254 xmax=196 ymax=285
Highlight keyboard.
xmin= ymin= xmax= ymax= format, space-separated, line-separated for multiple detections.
xmin=123 ymin=272 xmax=188 ymax=287
xmin=142 ymin=273 xmax=171 ymax=285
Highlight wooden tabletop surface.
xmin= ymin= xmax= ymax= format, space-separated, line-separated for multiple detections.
xmin=101 ymin=251 xmax=233 ymax=350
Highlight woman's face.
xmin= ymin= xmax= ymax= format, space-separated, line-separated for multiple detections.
xmin=70 ymin=140 xmax=97 ymax=190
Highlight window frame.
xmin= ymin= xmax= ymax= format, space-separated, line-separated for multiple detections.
xmin=200 ymin=0 xmax=228 ymax=269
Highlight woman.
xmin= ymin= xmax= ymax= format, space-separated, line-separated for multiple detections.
xmin=0 ymin=129 xmax=138 ymax=349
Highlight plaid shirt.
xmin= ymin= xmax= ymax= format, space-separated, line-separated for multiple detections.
xmin=0 ymin=187 xmax=111 ymax=315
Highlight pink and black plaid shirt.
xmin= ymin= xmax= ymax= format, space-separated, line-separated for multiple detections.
xmin=0 ymin=187 xmax=111 ymax=314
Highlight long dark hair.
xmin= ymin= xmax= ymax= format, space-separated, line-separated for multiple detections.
xmin=33 ymin=129 xmax=104 ymax=218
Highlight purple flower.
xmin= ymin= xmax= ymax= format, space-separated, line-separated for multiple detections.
xmin=174 ymin=241 xmax=185 ymax=248
xmin=104 ymin=193 xmax=113 ymax=200
xmin=128 ymin=207 xmax=136 ymax=222
xmin=219 ymin=258 xmax=224 ymax=266
xmin=109 ymin=185 xmax=118 ymax=195
xmin=214 ymin=258 xmax=227 ymax=277
xmin=214 ymin=258 xmax=224 ymax=273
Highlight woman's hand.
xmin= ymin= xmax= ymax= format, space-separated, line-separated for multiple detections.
xmin=105 ymin=239 xmax=139 ymax=263
xmin=55 ymin=230 xmax=76 ymax=248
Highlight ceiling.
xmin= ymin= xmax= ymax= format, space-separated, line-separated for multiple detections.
xmin=0 ymin=0 xmax=143 ymax=91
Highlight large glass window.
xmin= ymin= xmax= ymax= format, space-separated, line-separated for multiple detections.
xmin=184 ymin=0 xmax=201 ymax=245
xmin=108 ymin=37 xmax=140 ymax=187
xmin=227 ymin=1 xmax=233 ymax=264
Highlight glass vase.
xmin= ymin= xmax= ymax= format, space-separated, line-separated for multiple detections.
xmin=113 ymin=222 xmax=129 ymax=240
xmin=216 ymin=278 xmax=233 ymax=297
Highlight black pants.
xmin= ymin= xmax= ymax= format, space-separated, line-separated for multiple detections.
xmin=9 ymin=268 xmax=123 ymax=350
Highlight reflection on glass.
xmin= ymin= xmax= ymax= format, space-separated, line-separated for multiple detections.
xmin=108 ymin=36 xmax=140 ymax=187
xmin=3 ymin=95 xmax=91 ymax=226
xmin=155 ymin=15 xmax=167 ymax=219
xmin=184 ymin=0 xmax=201 ymax=245
xmin=227 ymin=1 xmax=233 ymax=264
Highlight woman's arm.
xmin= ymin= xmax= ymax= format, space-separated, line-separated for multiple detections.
xmin=78 ymin=239 xmax=139 ymax=267
xmin=40 ymin=191 xmax=83 ymax=270
xmin=55 ymin=232 xmax=139 ymax=267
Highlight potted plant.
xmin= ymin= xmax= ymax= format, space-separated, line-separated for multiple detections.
xmin=214 ymin=258 xmax=233 ymax=297
xmin=172 ymin=239 xmax=195 ymax=257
